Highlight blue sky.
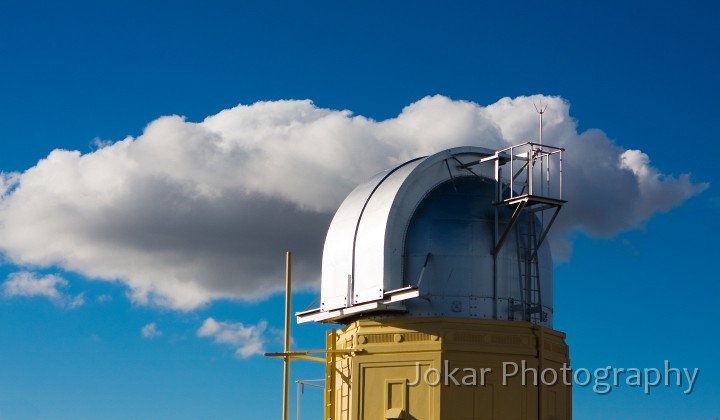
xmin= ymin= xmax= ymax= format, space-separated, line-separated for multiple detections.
xmin=1 ymin=1 xmax=719 ymax=419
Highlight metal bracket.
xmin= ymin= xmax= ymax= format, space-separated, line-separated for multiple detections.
xmin=528 ymin=206 xmax=561 ymax=262
xmin=493 ymin=198 xmax=527 ymax=255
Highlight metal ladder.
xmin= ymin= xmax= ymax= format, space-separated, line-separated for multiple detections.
xmin=504 ymin=159 xmax=542 ymax=324
xmin=515 ymin=210 xmax=543 ymax=323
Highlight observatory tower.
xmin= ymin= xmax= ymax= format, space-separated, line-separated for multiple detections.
xmin=297 ymin=142 xmax=571 ymax=419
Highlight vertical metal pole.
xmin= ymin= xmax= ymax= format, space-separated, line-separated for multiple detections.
xmin=546 ymin=153 xmax=551 ymax=195
xmin=282 ymin=251 xmax=292 ymax=420
xmin=528 ymin=149 xmax=533 ymax=196
xmin=559 ymin=151 xmax=563 ymax=200
xmin=539 ymin=108 xmax=544 ymax=197
xmin=296 ymin=381 xmax=301 ymax=420
xmin=539 ymin=109 xmax=543 ymax=147
xmin=510 ymin=146 xmax=514 ymax=198
xmin=495 ymin=157 xmax=501 ymax=202
xmin=493 ymin=159 xmax=500 ymax=319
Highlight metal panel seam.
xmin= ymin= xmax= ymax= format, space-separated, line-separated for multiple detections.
xmin=350 ymin=156 xmax=426 ymax=302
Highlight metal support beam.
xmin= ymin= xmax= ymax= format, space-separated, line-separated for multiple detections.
xmin=493 ymin=199 xmax=527 ymax=255
xmin=265 ymin=349 xmax=354 ymax=363
xmin=266 ymin=352 xmax=326 ymax=363
xmin=455 ymin=153 xmax=497 ymax=168
xmin=416 ymin=253 xmax=431 ymax=288
xmin=529 ymin=207 xmax=561 ymax=262
xmin=444 ymin=159 xmax=456 ymax=191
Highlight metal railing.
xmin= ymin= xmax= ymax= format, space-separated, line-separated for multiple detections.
xmin=496 ymin=142 xmax=564 ymax=203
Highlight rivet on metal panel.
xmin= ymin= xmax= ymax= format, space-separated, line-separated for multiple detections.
xmin=394 ymin=334 xmax=404 ymax=343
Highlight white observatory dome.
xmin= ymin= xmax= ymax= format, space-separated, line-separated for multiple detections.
xmin=298 ymin=145 xmax=564 ymax=328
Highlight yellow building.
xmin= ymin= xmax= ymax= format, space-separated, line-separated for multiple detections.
xmin=297 ymin=144 xmax=571 ymax=419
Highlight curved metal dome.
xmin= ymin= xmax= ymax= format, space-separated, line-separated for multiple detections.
xmin=401 ymin=176 xmax=552 ymax=324
xmin=298 ymin=145 xmax=563 ymax=327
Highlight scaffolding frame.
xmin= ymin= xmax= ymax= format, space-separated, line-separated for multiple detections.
xmin=457 ymin=141 xmax=565 ymax=323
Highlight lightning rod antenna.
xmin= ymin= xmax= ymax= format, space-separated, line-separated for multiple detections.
xmin=533 ymin=102 xmax=549 ymax=200
xmin=533 ymin=102 xmax=548 ymax=147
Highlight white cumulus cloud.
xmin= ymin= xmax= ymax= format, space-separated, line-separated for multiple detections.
xmin=0 ymin=95 xmax=708 ymax=309
xmin=2 ymin=271 xmax=84 ymax=308
xmin=197 ymin=317 xmax=267 ymax=358
xmin=141 ymin=322 xmax=162 ymax=338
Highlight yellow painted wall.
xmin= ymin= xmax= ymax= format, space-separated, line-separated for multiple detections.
xmin=325 ymin=318 xmax=571 ymax=420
